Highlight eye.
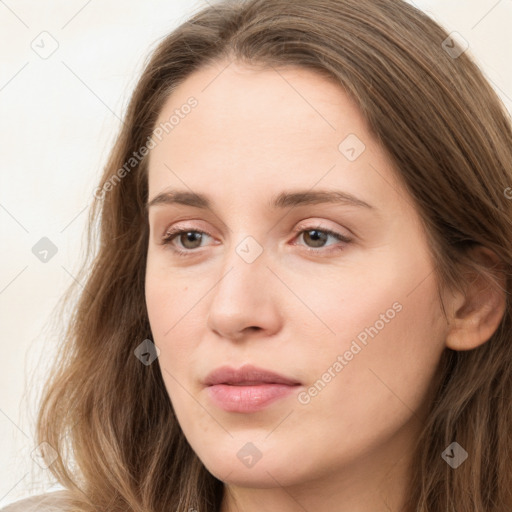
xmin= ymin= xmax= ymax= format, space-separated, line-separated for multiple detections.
xmin=160 ymin=224 xmax=352 ymax=257
xmin=161 ymin=228 xmax=213 ymax=256
xmin=292 ymin=225 xmax=352 ymax=255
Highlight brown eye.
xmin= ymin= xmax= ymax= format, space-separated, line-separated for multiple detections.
xmin=301 ymin=229 xmax=329 ymax=248
xmin=294 ymin=226 xmax=352 ymax=255
xmin=176 ymin=231 xmax=203 ymax=249
xmin=161 ymin=229 xmax=212 ymax=254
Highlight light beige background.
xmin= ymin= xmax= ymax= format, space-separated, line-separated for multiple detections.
xmin=1 ymin=0 xmax=511 ymax=506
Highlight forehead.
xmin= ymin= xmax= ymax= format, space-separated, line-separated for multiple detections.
xmin=146 ymin=61 xmax=407 ymax=215
xmin=151 ymin=60 xmax=369 ymax=151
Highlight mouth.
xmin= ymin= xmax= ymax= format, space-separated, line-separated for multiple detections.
xmin=204 ymin=364 xmax=301 ymax=386
xmin=203 ymin=364 xmax=302 ymax=413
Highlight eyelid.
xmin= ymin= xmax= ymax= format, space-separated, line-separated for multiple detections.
xmin=160 ymin=223 xmax=215 ymax=246
xmin=160 ymin=218 xmax=350 ymax=238
xmin=293 ymin=220 xmax=352 ymax=239
xmin=159 ymin=219 xmax=352 ymax=256
xmin=159 ymin=219 xmax=214 ymax=240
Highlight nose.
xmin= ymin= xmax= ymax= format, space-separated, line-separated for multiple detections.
xmin=206 ymin=240 xmax=282 ymax=342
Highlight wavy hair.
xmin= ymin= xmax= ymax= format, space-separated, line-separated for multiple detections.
xmin=33 ymin=0 xmax=512 ymax=510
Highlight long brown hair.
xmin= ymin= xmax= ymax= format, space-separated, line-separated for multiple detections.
xmin=33 ymin=0 xmax=512 ymax=510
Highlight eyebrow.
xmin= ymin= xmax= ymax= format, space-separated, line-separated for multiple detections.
xmin=146 ymin=189 xmax=375 ymax=211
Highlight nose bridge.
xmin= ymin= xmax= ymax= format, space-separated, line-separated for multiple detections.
xmin=213 ymin=233 xmax=267 ymax=307
xmin=206 ymin=232 xmax=278 ymax=337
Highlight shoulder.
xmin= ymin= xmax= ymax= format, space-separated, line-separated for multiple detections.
xmin=0 ymin=491 xmax=74 ymax=512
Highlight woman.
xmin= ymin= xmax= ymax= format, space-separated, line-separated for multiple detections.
xmin=3 ymin=0 xmax=511 ymax=510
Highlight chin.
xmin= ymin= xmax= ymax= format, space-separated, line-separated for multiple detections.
xmin=194 ymin=440 xmax=312 ymax=488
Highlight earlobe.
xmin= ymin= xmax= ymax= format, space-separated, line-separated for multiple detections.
xmin=445 ymin=246 xmax=507 ymax=351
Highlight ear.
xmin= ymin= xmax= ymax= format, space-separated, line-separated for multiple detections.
xmin=445 ymin=246 xmax=507 ymax=351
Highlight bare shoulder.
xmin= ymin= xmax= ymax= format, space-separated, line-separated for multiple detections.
xmin=0 ymin=491 xmax=75 ymax=512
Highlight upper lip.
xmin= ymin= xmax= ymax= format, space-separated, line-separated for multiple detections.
xmin=204 ymin=364 xmax=301 ymax=386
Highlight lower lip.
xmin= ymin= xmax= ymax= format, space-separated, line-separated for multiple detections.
xmin=206 ymin=383 xmax=299 ymax=413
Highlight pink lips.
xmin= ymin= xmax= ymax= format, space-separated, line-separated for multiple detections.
xmin=203 ymin=364 xmax=302 ymax=413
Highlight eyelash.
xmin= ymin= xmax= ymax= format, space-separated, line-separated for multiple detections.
xmin=160 ymin=225 xmax=352 ymax=257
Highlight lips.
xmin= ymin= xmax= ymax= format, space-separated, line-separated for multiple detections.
xmin=203 ymin=364 xmax=301 ymax=387
xmin=203 ymin=364 xmax=302 ymax=413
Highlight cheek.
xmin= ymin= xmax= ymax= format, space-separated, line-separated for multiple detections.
xmin=145 ymin=266 xmax=190 ymax=377
xmin=145 ymin=252 xmax=189 ymax=336
xmin=145 ymin=275 xmax=172 ymax=338
xmin=296 ymin=244 xmax=445 ymax=413
xmin=145 ymin=276 xmax=195 ymax=416
xmin=316 ymin=271 xmax=444 ymax=428
xmin=145 ymin=257 xmax=206 ymax=382
xmin=285 ymin=280 xmax=445 ymax=475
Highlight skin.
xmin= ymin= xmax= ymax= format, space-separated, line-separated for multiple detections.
xmin=144 ymin=60 xmax=506 ymax=512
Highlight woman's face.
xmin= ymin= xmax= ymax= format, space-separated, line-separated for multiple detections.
xmin=145 ymin=61 xmax=449 ymax=492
